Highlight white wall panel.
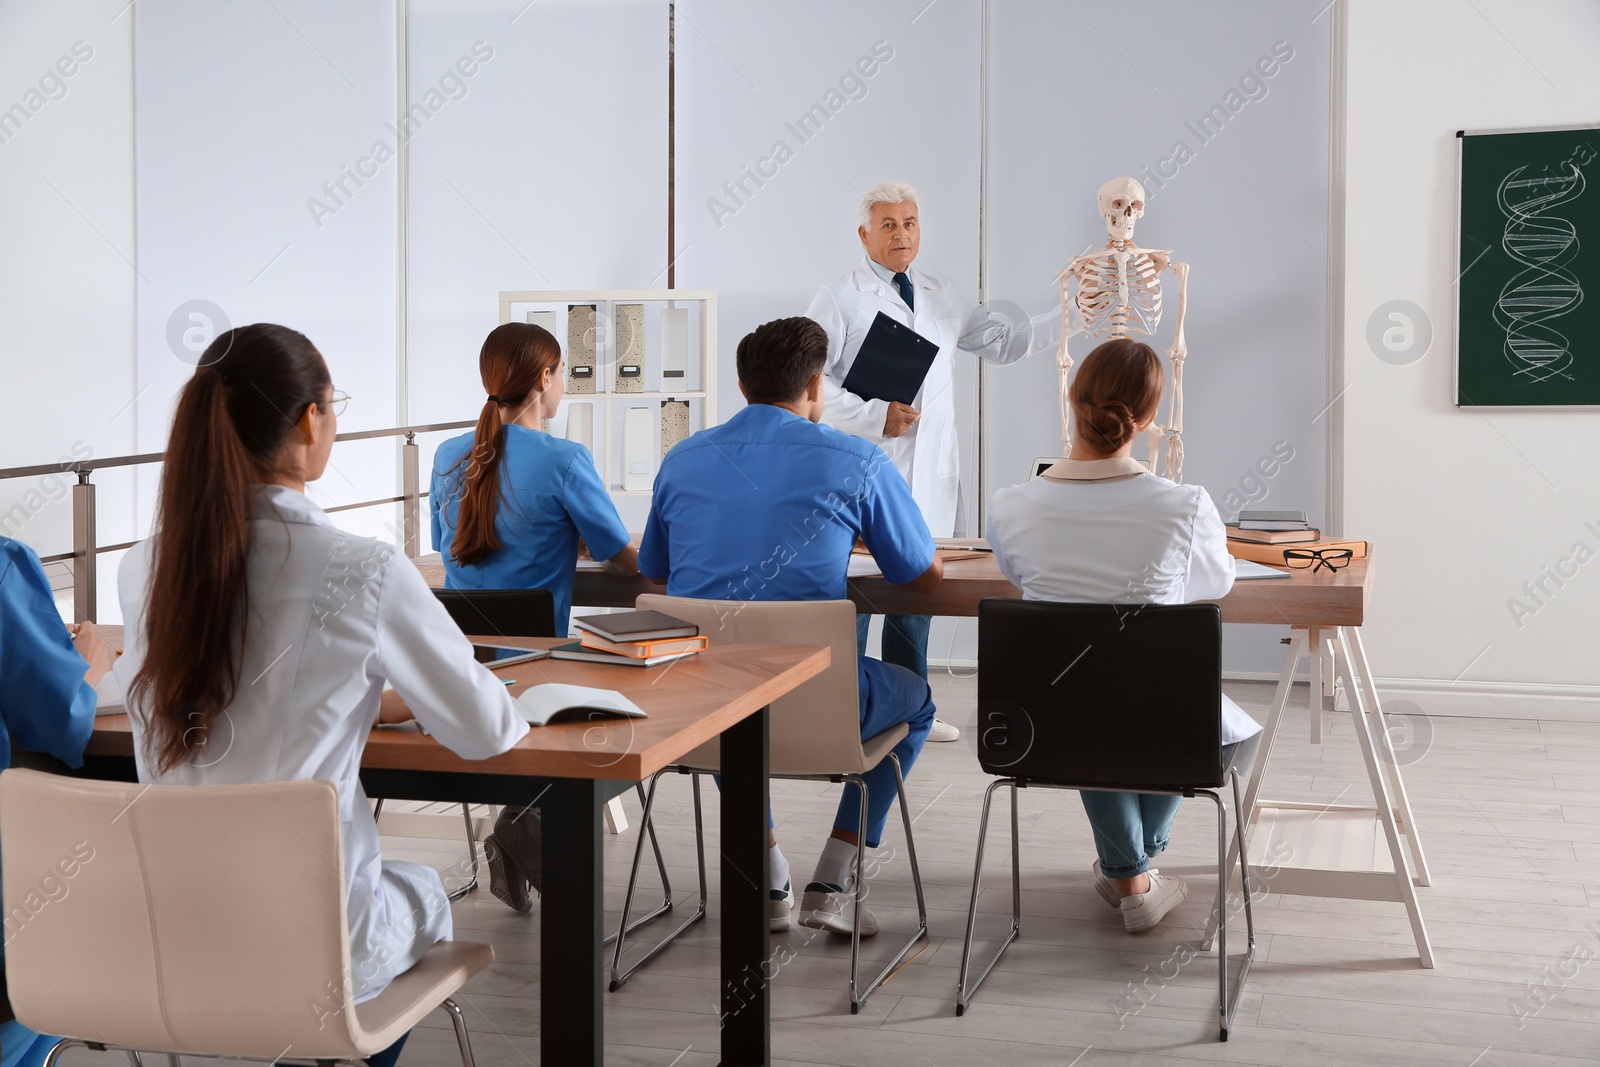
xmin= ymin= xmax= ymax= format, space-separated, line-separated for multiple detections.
xmin=135 ymin=0 xmax=400 ymax=540
xmin=985 ymin=0 xmax=1332 ymax=674
xmin=0 ymin=1 xmax=135 ymax=611
xmin=1344 ymin=0 xmax=1600 ymax=694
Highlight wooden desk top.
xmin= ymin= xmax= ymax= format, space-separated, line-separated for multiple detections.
xmin=87 ymin=638 xmax=829 ymax=783
xmin=416 ymin=551 xmax=1373 ymax=628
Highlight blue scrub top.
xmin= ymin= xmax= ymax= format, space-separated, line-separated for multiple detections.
xmin=431 ymin=425 xmax=630 ymax=631
xmin=0 ymin=537 xmax=97 ymax=775
xmin=638 ymin=404 xmax=934 ymax=600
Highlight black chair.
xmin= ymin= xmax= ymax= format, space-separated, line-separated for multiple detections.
xmin=407 ymin=590 xmax=673 ymax=934
xmin=955 ymin=599 xmax=1255 ymax=1040
xmin=370 ymin=589 xmax=559 ymax=899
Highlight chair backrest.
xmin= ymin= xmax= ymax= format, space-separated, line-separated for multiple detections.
xmin=635 ymin=594 xmax=864 ymax=776
xmin=434 ymin=587 xmax=557 ymax=639
xmin=977 ymin=599 xmax=1225 ymax=790
xmin=0 ymin=769 xmax=368 ymax=1060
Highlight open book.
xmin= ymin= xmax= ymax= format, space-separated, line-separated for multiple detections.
xmin=514 ymin=683 xmax=648 ymax=726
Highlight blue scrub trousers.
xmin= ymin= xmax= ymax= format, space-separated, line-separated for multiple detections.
xmin=835 ymin=658 xmax=936 ymax=848
xmin=717 ymin=658 xmax=935 ymax=850
xmin=856 ymin=613 xmax=931 ymax=681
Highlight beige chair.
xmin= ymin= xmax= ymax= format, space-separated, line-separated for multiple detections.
xmin=0 ymin=768 xmax=489 ymax=1067
xmin=609 ymin=595 xmax=928 ymax=1013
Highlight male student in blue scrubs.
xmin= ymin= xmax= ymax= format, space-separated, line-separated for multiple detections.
xmin=637 ymin=316 xmax=943 ymax=937
xmin=0 ymin=536 xmax=113 ymax=1067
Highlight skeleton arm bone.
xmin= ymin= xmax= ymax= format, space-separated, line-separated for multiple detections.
xmin=1056 ymin=261 xmax=1094 ymax=447
xmin=1163 ymin=260 xmax=1189 ymax=481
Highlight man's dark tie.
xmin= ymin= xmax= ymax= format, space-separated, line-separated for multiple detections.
xmin=892 ymin=271 xmax=914 ymax=312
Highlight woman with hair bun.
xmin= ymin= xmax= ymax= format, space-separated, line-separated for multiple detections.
xmin=117 ymin=324 xmax=529 ymax=1067
xmin=986 ymin=337 xmax=1263 ymax=934
xmin=430 ymin=321 xmax=638 ymax=913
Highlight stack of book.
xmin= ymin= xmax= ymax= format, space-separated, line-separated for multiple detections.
xmin=550 ymin=610 xmax=708 ymax=667
xmin=1225 ymin=510 xmax=1369 ymax=566
xmin=1226 ymin=510 xmax=1318 ymax=544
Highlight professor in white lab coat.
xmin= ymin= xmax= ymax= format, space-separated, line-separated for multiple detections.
xmin=805 ymin=181 xmax=1033 ymax=740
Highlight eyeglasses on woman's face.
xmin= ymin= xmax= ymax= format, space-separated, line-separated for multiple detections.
xmin=322 ymin=391 xmax=351 ymax=417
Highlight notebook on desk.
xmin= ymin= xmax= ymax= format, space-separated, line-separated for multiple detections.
xmin=1233 ymin=559 xmax=1292 ymax=580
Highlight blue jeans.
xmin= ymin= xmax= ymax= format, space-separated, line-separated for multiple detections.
xmin=856 ymin=613 xmax=931 ymax=681
xmin=835 ymin=658 xmax=936 ymax=848
xmin=1080 ymin=734 xmax=1263 ymax=879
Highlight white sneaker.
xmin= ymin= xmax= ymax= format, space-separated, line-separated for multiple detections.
xmin=1091 ymin=859 xmax=1134 ymax=910
xmin=798 ymin=882 xmax=879 ymax=937
xmin=928 ymin=718 xmax=961 ymax=743
xmin=770 ymin=881 xmax=794 ymax=932
xmin=1119 ymin=871 xmax=1188 ymax=933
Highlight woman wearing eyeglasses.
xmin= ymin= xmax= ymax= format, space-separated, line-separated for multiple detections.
xmin=429 ymin=321 xmax=639 ymax=914
xmin=986 ymin=337 xmax=1263 ymax=934
xmin=116 ymin=324 xmax=529 ymax=1067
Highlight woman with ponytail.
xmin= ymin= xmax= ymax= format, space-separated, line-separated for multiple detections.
xmin=116 ymin=325 xmax=528 ymax=1064
xmin=986 ymin=337 xmax=1263 ymax=934
xmin=430 ymin=322 xmax=637 ymax=913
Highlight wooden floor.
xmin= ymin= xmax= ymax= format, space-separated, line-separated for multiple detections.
xmin=64 ymin=675 xmax=1600 ymax=1066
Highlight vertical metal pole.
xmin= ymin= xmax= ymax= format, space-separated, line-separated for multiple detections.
xmin=402 ymin=432 xmax=420 ymax=558
xmin=72 ymin=472 xmax=97 ymax=623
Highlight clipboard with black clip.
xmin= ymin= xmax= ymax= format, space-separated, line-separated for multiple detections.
xmin=840 ymin=312 xmax=940 ymax=405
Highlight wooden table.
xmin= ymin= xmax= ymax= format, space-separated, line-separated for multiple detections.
xmin=82 ymin=637 xmax=830 ymax=1067
xmin=415 ymin=552 xmax=1373 ymax=625
xmin=417 ymin=551 xmax=1434 ymax=968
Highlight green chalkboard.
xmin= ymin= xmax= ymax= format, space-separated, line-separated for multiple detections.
xmin=1457 ymin=127 xmax=1600 ymax=406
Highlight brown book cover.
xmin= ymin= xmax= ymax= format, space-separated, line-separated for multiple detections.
xmin=578 ymin=633 xmax=709 ymax=659
xmin=1225 ymin=537 xmax=1369 ymax=566
xmin=1226 ymin=526 xmax=1322 ymax=544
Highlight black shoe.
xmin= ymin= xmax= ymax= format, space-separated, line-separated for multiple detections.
xmin=485 ymin=805 xmax=542 ymax=913
xmin=484 ymin=833 xmax=532 ymax=913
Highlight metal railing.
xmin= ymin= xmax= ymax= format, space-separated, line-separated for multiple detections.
xmin=0 ymin=420 xmax=474 ymax=622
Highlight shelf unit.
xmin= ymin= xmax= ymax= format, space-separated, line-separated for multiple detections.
xmin=497 ymin=290 xmax=717 ymax=513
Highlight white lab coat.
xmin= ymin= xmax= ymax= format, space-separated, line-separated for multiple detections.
xmin=116 ymin=485 xmax=529 ymax=1003
xmin=806 ymin=256 xmax=1029 ymax=537
xmin=986 ymin=457 xmax=1262 ymax=745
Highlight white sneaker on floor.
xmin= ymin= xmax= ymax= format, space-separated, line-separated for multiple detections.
xmin=798 ymin=883 xmax=879 ymax=937
xmin=928 ymin=718 xmax=961 ymax=742
xmin=1119 ymin=871 xmax=1188 ymax=932
xmin=770 ymin=880 xmax=794 ymax=931
xmin=1091 ymin=859 xmax=1142 ymax=910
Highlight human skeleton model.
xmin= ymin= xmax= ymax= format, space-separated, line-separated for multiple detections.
xmin=1056 ymin=177 xmax=1190 ymax=481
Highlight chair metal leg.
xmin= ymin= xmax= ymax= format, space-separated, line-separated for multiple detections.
xmin=447 ymin=803 xmax=481 ymax=901
xmin=166 ymin=1056 xmax=181 ymax=1067
xmin=955 ymin=778 xmax=1021 ymax=1016
xmin=639 ymin=779 xmax=675 ymax=904
xmin=845 ymin=755 xmax=932 ymax=1013
xmin=1203 ymin=775 xmax=1257 ymax=1041
xmin=439 ymin=996 xmax=478 ymax=1067
xmin=609 ymin=771 xmax=708 ymax=990
xmin=40 ymin=1040 xmax=85 ymax=1067
xmin=372 ymin=798 xmax=384 ymax=820
xmin=846 ymin=773 xmax=870 ymax=1014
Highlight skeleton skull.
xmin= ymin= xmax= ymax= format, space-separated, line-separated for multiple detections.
xmin=1097 ymin=177 xmax=1145 ymax=242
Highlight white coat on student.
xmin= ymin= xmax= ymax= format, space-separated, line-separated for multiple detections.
xmin=117 ymin=485 xmax=529 ymax=1003
xmin=986 ymin=455 xmax=1263 ymax=745
xmin=805 ymin=182 xmax=1033 ymax=538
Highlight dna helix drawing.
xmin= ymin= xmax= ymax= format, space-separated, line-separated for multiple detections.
xmin=1493 ymin=162 xmax=1585 ymax=384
